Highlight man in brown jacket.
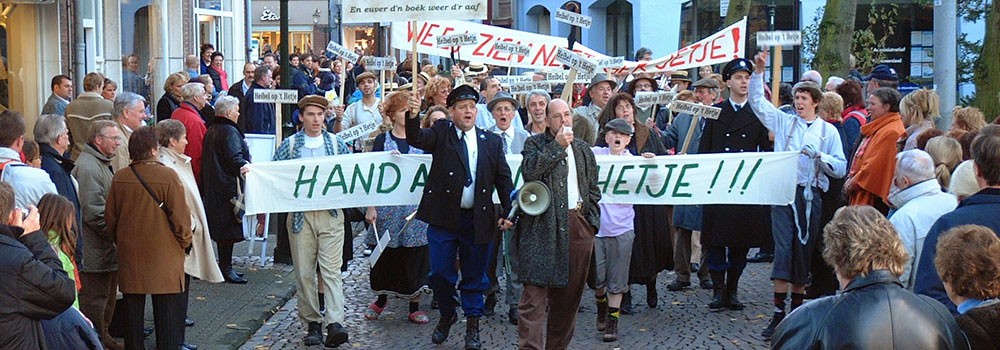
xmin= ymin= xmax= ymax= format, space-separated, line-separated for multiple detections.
xmin=65 ymin=72 xmax=114 ymax=160
xmin=106 ymin=126 xmax=191 ymax=350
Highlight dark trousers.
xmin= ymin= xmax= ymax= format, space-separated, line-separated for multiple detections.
xmin=673 ymin=228 xmax=709 ymax=283
xmin=707 ymin=246 xmax=750 ymax=288
xmin=79 ymin=271 xmax=118 ymax=343
xmin=517 ymin=209 xmax=595 ymax=350
xmin=123 ymin=292 xmax=185 ymax=350
xmin=427 ymin=210 xmax=493 ymax=319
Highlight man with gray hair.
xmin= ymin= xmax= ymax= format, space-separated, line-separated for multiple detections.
xmin=110 ymin=92 xmax=149 ymax=171
xmin=525 ymin=89 xmax=551 ymax=135
xmin=73 ymin=119 xmax=123 ymax=350
xmin=887 ymin=149 xmax=957 ymax=290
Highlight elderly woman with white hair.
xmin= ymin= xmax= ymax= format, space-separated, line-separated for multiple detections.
xmin=201 ymin=95 xmax=252 ymax=284
xmin=169 ymin=82 xmax=210 ymax=185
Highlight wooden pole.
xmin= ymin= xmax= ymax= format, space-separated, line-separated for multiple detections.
xmin=411 ymin=21 xmax=420 ymax=114
xmin=678 ymin=114 xmax=701 ymax=155
xmin=770 ymin=46 xmax=783 ymax=107
xmin=561 ymin=68 xmax=578 ymax=105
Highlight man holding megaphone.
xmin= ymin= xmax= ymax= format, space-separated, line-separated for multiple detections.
xmin=513 ymin=99 xmax=601 ymax=349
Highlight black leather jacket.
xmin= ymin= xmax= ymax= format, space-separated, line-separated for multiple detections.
xmin=772 ymin=270 xmax=970 ymax=350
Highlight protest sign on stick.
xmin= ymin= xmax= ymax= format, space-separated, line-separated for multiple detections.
xmin=494 ymin=41 xmax=531 ymax=75
xmin=756 ymin=31 xmax=802 ymax=106
xmin=253 ymin=89 xmax=300 ymax=144
xmin=670 ymin=101 xmax=722 ymax=154
xmin=554 ymin=9 xmax=593 ymax=29
xmin=327 ymin=41 xmax=360 ymax=108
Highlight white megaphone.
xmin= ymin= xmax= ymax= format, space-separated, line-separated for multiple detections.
xmin=507 ymin=181 xmax=551 ymax=221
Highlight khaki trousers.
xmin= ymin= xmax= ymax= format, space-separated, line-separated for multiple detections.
xmin=288 ymin=210 xmax=346 ymax=326
xmin=517 ymin=210 xmax=594 ymax=350
xmin=673 ymin=228 xmax=709 ymax=283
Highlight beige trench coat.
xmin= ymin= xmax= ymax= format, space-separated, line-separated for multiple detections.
xmin=159 ymin=146 xmax=225 ymax=283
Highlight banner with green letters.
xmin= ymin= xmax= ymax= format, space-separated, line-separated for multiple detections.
xmin=244 ymin=151 xmax=798 ymax=215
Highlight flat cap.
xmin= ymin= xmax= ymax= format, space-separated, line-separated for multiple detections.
xmin=604 ymin=118 xmax=634 ymax=136
xmin=298 ymin=95 xmax=330 ymax=111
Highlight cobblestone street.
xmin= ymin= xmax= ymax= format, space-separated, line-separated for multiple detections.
xmin=241 ymin=234 xmax=775 ymax=350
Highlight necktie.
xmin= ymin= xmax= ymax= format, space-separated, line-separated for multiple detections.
xmin=501 ymin=133 xmax=510 ymax=155
xmin=735 ymin=104 xmax=743 ymax=112
xmin=459 ymin=132 xmax=472 ymax=186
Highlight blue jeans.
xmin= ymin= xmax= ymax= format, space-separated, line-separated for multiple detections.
xmin=427 ymin=210 xmax=494 ymax=318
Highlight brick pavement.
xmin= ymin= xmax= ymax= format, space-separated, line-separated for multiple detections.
xmin=241 ymin=234 xmax=776 ymax=350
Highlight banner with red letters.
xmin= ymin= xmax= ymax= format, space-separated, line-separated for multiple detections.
xmin=389 ymin=18 xmax=746 ymax=73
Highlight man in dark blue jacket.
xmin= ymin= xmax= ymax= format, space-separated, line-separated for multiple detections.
xmin=0 ymin=182 xmax=76 ymax=349
xmin=239 ymin=66 xmax=277 ymax=135
xmin=405 ymin=85 xmax=514 ymax=350
xmin=915 ymin=125 xmax=1000 ymax=314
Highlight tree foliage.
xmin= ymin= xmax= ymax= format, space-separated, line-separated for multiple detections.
xmin=723 ymin=0 xmax=752 ymax=27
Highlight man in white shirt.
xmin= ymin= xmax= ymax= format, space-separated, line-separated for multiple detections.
xmin=335 ymin=72 xmax=381 ymax=145
xmin=483 ymin=91 xmax=529 ymax=323
xmin=750 ymin=50 xmax=847 ymax=340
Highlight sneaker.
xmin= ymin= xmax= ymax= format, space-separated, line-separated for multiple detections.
xmin=303 ymin=322 xmax=323 ymax=346
xmin=362 ymin=248 xmax=373 ymax=256
xmin=408 ymin=311 xmax=430 ymax=324
xmin=325 ymin=322 xmax=349 ymax=347
xmin=364 ymin=302 xmax=384 ymax=320
xmin=761 ymin=311 xmax=786 ymax=340
xmin=666 ymin=280 xmax=691 ymax=291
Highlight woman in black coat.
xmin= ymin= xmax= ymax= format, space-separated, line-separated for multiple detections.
xmin=157 ymin=72 xmax=189 ymax=122
xmin=200 ymin=96 xmax=250 ymax=284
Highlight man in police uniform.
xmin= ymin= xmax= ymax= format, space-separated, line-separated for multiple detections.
xmin=405 ymin=84 xmax=515 ymax=350
xmin=698 ymin=58 xmax=772 ymax=311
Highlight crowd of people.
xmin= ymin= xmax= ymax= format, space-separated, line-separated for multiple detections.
xmin=1 ymin=39 xmax=999 ymax=350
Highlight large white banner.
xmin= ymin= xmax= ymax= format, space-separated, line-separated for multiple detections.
xmin=389 ymin=18 xmax=746 ymax=73
xmin=341 ymin=0 xmax=487 ymax=24
xmin=244 ymin=151 xmax=797 ymax=215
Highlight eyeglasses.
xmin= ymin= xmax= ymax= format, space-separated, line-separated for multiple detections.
xmin=98 ymin=134 xmax=123 ymax=141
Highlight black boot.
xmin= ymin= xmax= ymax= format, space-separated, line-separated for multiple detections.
xmin=726 ymin=272 xmax=745 ymax=310
xmin=303 ymin=322 xmax=323 ymax=346
xmin=483 ymin=292 xmax=497 ymax=317
xmin=464 ymin=317 xmax=482 ymax=350
xmin=761 ymin=311 xmax=785 ymax=340
xmin=431 ymin=313 xmax=457 ymax=344
xmin=325 ymin=322 xmax=349 ymax=347
xmin=646 ymin=277 xmax=658 ymax=308
xmin=707 ymin=271 xmax=727 ymax=309
xmin=596 ymin=297 xmax=608 ymax=332
xmin=222 ymin=268 xmax=247 ymax=284
xmin=620 ymin=292 xmax=635 ymax=315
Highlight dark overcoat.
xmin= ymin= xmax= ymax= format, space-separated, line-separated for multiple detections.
xmin=512 ymin=131 xmax=601 ymax=287
xmin=201 ymin=117 xmax=250 ymax=242
xmin=405 ymin=116 xmax=514 ymax=245
xmin=698 ymin=101 xmax=772 ymax=248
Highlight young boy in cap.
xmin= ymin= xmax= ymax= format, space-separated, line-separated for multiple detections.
xmin=272 ymin=95 xmax=353 ymax=347
xmin=590 ymin=118 xmax=654 ymax=342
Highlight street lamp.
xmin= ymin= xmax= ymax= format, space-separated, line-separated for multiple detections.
xmin=312 ymin=9 xmax=320 ymax=25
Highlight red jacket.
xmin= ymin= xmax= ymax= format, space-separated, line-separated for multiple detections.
xmin=170 ymin=102 xmax=207 ymax=186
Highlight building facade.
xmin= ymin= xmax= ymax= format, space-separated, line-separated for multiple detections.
xmin=0 ymin=0 xmax=247 ymax=135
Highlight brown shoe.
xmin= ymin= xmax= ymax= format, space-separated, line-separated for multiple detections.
xmin=602 ymin=316 xmax=619 ymax=342
xmin=596 ymin=298 xmax=608 ymax=332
